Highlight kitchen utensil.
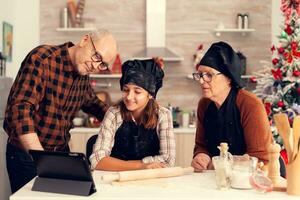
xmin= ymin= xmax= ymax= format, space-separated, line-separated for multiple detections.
xmin=292 ymin=116 xmax=300 ymax=162
xmin=102 ymin=167 xmax=194 ymax=182
xmin=287 ymin=149 xmax=300 ymax=195
xmin=273 ymin=113 xmax=293 ymax=162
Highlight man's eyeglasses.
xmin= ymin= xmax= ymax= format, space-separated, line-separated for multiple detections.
xmin=89 ymin=34 xmax=109 ymax=71
xmin=192 ymin=72 xmax=222 ymax=82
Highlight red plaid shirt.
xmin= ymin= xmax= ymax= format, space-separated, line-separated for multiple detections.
xmin=4 ymin=42 xmax=107 ymax=151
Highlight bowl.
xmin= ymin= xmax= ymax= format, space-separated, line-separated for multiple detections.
xmin=231 ymin=155 xmax=258 ymax=189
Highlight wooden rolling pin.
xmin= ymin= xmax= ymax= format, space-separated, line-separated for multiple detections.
xmin=102 ymin=167 xmax=194 ymax=182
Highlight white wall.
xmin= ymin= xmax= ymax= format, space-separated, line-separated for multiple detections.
xmin=0 ymin=0 xmax=39 ymax=79
xmin=272 ymin=0 xmax=283 ymax=46
xmin=0 ymin=1 xmax=39 ymax=200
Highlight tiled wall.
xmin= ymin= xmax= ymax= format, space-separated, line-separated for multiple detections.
xmin=40 ymin=0 xmax=271 ymax=110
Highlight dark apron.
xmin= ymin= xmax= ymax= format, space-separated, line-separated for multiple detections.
xmin=203 ymin=88 xmax=246 ymax=157
xmin=111 ymin=121 xmax=160 ymax=160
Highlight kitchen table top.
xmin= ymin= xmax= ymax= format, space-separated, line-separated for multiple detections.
xmin=10 ymin=170 xmax=293 ymax=200
xmin=70 ymin=126 xmax=196 ymax=134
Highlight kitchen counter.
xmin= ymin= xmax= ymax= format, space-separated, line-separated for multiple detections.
xmin=70 ymin=127 xmax=196 ymax=134
xmin=69 ymin=126 xmax=196 ymax=167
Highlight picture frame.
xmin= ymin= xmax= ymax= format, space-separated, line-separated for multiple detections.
xmin=2 ymin=21 xmax=13 ymax=62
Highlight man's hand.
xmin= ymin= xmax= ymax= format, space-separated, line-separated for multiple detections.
xmin=191 ymin=153 xmax=211 ymax=172
xmin=19 ymin=133 xmax=43 ymax=151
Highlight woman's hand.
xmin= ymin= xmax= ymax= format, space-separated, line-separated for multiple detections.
xmin=191 ymin=153 xmax=211 ymax=172
xmin=144 ymin=162 xmax=167 ymax=169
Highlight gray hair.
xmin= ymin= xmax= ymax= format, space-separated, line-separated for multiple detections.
xmin=89 ymin=29 xmax=110 ymax=41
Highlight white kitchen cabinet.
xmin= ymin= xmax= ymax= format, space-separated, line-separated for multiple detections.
xmin=174 ymin=132 xmax=195 ymax=167
xmin=69 ymin=127 xmax=196 ymax=167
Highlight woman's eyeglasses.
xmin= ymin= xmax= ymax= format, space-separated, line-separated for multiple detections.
xmin=192 ymin=72 xmax=222 ymax=82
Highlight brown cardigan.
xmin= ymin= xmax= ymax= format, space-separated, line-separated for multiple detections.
xmin=193 ymin=89 xmax=273 ymax=163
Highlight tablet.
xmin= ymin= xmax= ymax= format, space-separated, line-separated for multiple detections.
xmin=29 ymin=150 xmax=96 ymax=195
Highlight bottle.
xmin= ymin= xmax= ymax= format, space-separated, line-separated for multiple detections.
xmin=237 ymin=13 xmax=243 ymax=29
xmin=189 ymin=110 xmax=196 ymax=128
xmin=182 ymin=110 xmax=189 ymax=128
xmin=61 ymin=7 xmax=68 ymax=28
xmin=212 ymin=143 xmax=233 ymax=190
xmin=243 ymin=13 xmax=249 ymax=29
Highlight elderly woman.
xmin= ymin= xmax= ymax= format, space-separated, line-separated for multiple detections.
xmin=191 ymin=41 xmax=273 ymax=172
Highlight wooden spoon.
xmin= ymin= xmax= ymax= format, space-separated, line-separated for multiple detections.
xmin=273 ymin=113 xmax=293 ymax=162
xmin=292 ymin=116 xmax=300 ymax=162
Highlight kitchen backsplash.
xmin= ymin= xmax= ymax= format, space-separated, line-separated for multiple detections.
xmin=39 ymin=0 xmax=270 ymax=109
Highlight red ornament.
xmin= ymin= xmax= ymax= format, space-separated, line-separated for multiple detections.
xmin=278 ymin=47 xmax=285 ymax=54
xmin=272 ymin=58 xmax=279 ymax=65
xmin=293 ymin=70 xmax=300 ymax=77
xmin=250 ymin=76 xmax=257 ymax=83
xmin=297 ymin=87 xmax=300 ymax=94
xmin=271 ymin=45 xmax=276 ymax=53
xmin=90 ymin=80 xmax=96 ymax=87
xmin=291 ymin=41 xmax=298 ymax=49
xmin=285 ymin=24 xmax=293 ymax=35
xmin=277 ymin=101 xmax=284 ymax=107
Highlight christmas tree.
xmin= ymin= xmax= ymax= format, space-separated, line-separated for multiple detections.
xmin=254 ymin=0 xmax=300 ymax=147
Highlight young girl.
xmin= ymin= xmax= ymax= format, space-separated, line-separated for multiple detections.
xmin=90 ymin=58 xmax=175 ymax=171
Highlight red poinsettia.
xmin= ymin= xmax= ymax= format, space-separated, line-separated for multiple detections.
xmin=271 ymin=68 xmax=283 ymax=80
xmin=283 ymin=42 xmax=300 ymax=63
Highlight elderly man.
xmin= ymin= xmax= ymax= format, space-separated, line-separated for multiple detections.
xmin=3 ymin=29 xmax=117 ymax=193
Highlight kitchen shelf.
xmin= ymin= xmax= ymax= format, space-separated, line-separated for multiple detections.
xmin=214 ymin=28 xmax=255 ymax=36
xmin=89 ymin=74 xmax=121 ymax=79
xmin=56 ymin=27 xmax=96 ymax=32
